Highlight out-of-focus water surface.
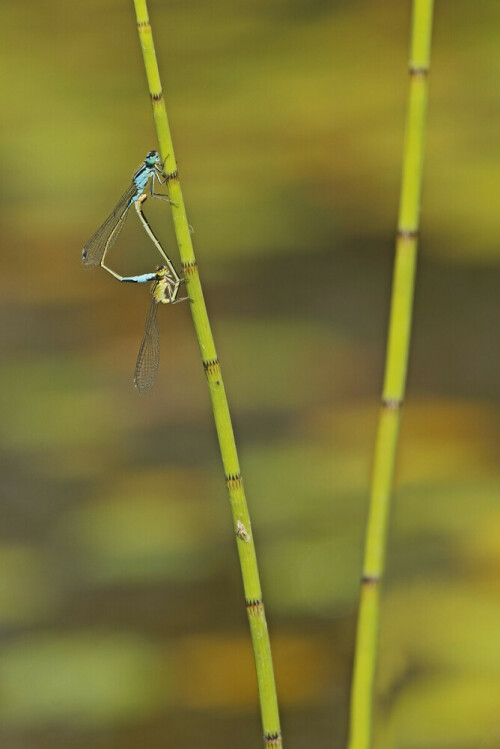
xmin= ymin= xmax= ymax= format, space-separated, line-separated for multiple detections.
xmin=1 ymin=1 xmax=499 ymax=747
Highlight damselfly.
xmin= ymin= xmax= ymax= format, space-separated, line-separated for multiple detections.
xmin=122 ymin=263 xmax=186 ymax=395
xmin=98 ymin=194 xmax=187 ymax=395
xmin=82 ymin=150 xmax=169 ymax=270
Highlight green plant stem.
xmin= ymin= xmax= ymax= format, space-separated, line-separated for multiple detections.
xmin=132 ymin=1 xmax=282 ymax=746
xmin=348 ymin=2 xmax=435 ymax=747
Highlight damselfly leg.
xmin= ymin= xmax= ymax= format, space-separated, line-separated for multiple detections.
xmin=99 ymin=195 xmax=188 ymax=302
xmin=134 ymin=195 xmax=187 ymax=300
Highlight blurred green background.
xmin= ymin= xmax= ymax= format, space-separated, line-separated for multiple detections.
xmin=1 ymin=1 xmax=499 ymax=747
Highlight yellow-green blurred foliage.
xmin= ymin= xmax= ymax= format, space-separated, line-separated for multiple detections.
xmin=0 ymin=1 xmax=499 ymax=747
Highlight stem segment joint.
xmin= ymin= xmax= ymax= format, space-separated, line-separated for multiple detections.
xmin=246 ymin=598 xmax=264 ymax=610
xmin=164 ymin=169 xmax=179 ymax=182
xmin=264 ymin=732 xmax=283 ymax=748
xmin=226 ymin=472 xmax=243 ymax=490
xmin=381 ymin=398 xmax=403 ymax=410
xmin=397 ymin=228 xmax=419 ymax=239
xmin=409 ymin=65 xmax=429 ymax=76
xmin=361 ymin=574 xmax=380 ymax=585
xmin=182 ymin=260 xmax=197 ymax=278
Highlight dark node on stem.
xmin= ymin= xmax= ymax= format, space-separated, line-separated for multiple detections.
xmin=397 ymin=228 xmax=419 ymax=239
xmin=203 ymin=358 xmax=221 ymax=384
xmin=226 ymin=472 xmax=243 ymax=493
xmin=245 ymin=597 xmax=263 ymax=609
xmin=409 ymin=65 xmax=429 ymax=77
xmin=164 ymin=169 xmax=179 ymax=182
xmin=203 ymin=357 xmax=219 ymax=371
xmin=382 ymin=398 xmax=403 ymax=410
xmin=264 ymin=732 xmax=282 ymax=747
xmin=182 ymin=260 xmax=197 ymax=279
xmin=226 ymin=473 xmax=243 ymax=491
xmin=362 ymin=574 xmax=380 ymax=585
xmin=137 ymin=20 xmax=150 ymax=30
xmin=151 ymin=91 xmax=163 ymax=102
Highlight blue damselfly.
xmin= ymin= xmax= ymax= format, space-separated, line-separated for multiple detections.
xmin=82 ymin=150 xmax=169 ymax=269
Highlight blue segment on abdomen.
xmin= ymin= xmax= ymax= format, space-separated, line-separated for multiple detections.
xmin=122 ymin=272 xmax=157 ymax=283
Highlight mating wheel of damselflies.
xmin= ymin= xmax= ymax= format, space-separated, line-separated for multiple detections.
xmin=82 ymin=152 xmax=188 ymax=393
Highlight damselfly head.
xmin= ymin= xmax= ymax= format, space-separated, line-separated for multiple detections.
xmin=155 ymin=265 xmax=167 ymax=277
xmin=145 ymin=150 xmax=159 ymax=166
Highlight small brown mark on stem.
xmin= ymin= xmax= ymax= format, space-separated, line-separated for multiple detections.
xmin=382 ymin=398 xmax=402 ymax=410
xmin=236 ymin=520 xmax=250 ymax=542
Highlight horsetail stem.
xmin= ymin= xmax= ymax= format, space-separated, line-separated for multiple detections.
xmin=348 ymin=3 xmax=435 ymax=747
xmin=133 ymin=2 xmax=282 ymax=745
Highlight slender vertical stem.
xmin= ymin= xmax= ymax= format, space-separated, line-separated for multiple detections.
xmin=132 ymin=2 xmax=282 ymax=746
xmin=348 ymin=3 xmax=435 ymax=747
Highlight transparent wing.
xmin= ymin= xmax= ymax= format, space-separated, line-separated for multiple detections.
xmin=134 ymin=298 xmax=160 ymax=396
xmin=82 ymin=183 xmax=137 ymax=268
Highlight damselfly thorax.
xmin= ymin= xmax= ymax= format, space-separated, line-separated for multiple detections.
xmin=151 ymin=265 xmax=182 ymax=304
